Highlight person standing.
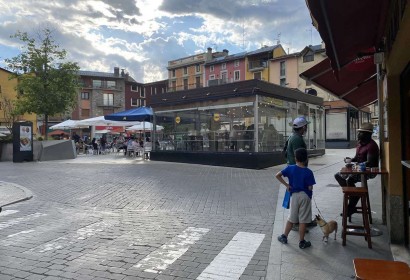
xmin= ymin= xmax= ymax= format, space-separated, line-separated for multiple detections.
xmin=286 ymin=117 xmax=309 ymax=165
xmin=334 ymin=122 xmax=379 ymax=218
xmin=276 ymin=148 xmax=316 ymax=249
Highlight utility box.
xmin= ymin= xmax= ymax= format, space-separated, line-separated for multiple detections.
xmin=12 ymin=122 xmax=34 ymax=162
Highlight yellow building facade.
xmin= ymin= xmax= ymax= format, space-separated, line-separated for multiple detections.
xmin=0 ymin=67 xmax=38 ymax=135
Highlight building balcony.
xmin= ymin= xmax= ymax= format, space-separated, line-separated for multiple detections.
xmin=207 ymin=78 xmax=233 ymax=86
xmin=248 ymin=61 xmax=268 ymax=71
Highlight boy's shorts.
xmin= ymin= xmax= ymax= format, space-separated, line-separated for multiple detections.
xmin=288 ymin=191 xmax=312 ymax=224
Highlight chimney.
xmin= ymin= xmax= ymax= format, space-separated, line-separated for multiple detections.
xmin=222 ymin=49 xmax=229 ymax=55
xmin=121 ymin=69 xmax=125 ymax=77
xmin=206 ymin=47 xmax=213 ymax=61
xmin=114 ymin=67 xmax=119 ymax=76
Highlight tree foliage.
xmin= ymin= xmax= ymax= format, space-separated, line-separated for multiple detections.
xmin=5 ymin=28 xmax=79 ymax=139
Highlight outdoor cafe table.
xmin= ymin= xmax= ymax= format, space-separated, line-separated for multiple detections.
xmin=339 ymin=166 xmax=388 ymax=236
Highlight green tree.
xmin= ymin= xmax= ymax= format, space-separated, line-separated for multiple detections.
xmin=5 ymin=28 xmax=79 ymax=139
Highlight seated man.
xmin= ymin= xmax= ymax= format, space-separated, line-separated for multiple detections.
xmin=334 ymin=123 xmax=379 ymax=218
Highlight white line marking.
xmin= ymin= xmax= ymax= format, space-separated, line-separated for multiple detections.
xmin=0 ymin=210 xmax=19 ymax=216
xmin=0 ymin=213 xmax=46 ymax=230
xmin=197 ymin=232 xmax=265 ymax=280
xmin=32 ymin=220 xmax=115 ymax=253
xmin=7 ymin=229 xmax=35 ymax=237
xmin=135 ymin=227 xmax=209 ymax=273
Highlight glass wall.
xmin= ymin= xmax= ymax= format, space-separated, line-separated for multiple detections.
xmin=154 ymin=97 xmax=324 ymax=153
xmin=154 ymin=102 xmax=255 ymax=152
xmin=258 ymin=97 xmax=296 ymax=152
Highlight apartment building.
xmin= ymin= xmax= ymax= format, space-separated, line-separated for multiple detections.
xmin=245 ymin=45 xmax=287 ymax=81
xmin=269 ymin=44 xmax=333 ymax=100
xmin=0 ymin=67 xmax=37 ymax=134
xmin=75 ymin=67 xmax=142 ymax=119
xmin=143 ymin=79 xmax=168 ymax=106
xmin=167 ymin=47 xmax=228 ymax=92
xmin=204 ymin=51 xmax=247 ymax=86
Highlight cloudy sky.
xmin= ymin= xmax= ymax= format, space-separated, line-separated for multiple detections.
xmin=0 ymin=0 xmax=321 ymax=83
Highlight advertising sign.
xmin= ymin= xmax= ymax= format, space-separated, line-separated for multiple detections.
xmin=12 ymin=122 xmax=34 ymax=162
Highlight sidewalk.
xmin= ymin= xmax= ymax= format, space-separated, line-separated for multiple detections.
xmin=267 ymin=148 xmax=409 ymax=280
xmin=0 ymin=181 xmax=32 ymax=208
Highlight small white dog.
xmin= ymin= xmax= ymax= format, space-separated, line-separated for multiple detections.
xmin=315 ymin=214 xmax=338 ymax=242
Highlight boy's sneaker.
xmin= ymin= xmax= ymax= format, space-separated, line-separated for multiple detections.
xmin=277 ymin=234 xmax=288 ymax=244
xmin=299 ymin=240 xmax=311 ymax=249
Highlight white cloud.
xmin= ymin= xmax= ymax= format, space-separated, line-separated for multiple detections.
xmin=0 ymin=0 xmax=321 ymax=82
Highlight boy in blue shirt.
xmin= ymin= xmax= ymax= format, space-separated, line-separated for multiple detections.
xmin=276 ymin=148 xmax=316 ymax=249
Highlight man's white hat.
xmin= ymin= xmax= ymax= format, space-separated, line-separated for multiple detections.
xmin=293 ymin=116 xmax=310 ymax=128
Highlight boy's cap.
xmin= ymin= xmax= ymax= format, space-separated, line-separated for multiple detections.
xmin=293 ymin=117 xmax=310 ymax=128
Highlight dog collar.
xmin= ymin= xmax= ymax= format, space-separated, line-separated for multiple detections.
xmin=319 ymin=222 xmax=327 ymax=227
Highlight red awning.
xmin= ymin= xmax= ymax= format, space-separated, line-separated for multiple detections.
xmin=300 ymin=58 xmax=377 ymax=108
xmin=305 ymin=0 xmax=388 ymax=70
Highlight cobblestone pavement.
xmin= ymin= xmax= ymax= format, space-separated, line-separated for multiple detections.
xmin=0 ymin=155 xmax=281 ymax=280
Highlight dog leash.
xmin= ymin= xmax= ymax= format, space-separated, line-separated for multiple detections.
xmin=312 ymin=195 xmax=326 ymax=220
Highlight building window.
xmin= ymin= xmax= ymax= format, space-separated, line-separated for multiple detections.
xmin=107 ymin=80 xmax=116 ymax=88
xmin=196 ymin=65 xmax=201 ymax=72
xmin=280 ymin=61 xmax=286 ymax=76
xmin=209 ymin=74 xmax=215 ymax=80
xmin=234 ymin=70 xmax=240 ymax=81
xmin=196 ymin=76 xmax=201 ymax=88
xmin=131 ymin=84 xmax=138 ymax=91
xmin=81 ymin=109 xmax=90 ymax=117
xmin=171 ymin=81 xmax=176 ymax=91
xmin=221 ymin=71 xmax=227 ymax=83
xmin=131 ymin=98 xmax=139 ymax=106
xmin=184 ymin=67 xmax=188 ymax=75
xmin=234 ymin=60 xmax=239 ymax=67
xmin=183 ymin=78 xmax=188 ymax=90
xmin=92 ymin=80 xmax=102 ymax=88
xmin=140 ymin=88 xmax=145 ymax=98
xmin=280 ymin=78 xmax=287 ymax=87
xmin=141 ymin=99 xmax=145 ymax=107
xmin=221 ymin=63 xmax=226 ymax=70
xmin=254 ymin=72 xmax=262 ymax=80
xmin=81 ymin=92 xmax=89 ymax=100
xmin=303 ymin=51 xmax=314 ymax=63
xmin=171 ymin=69 xmax=176 ymax=77
xmin=210 ymin=65 xmax=214 ymax=72
xmin=103 ymin=93 xmax=113 ymax=106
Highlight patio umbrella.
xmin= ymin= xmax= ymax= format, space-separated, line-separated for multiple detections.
xmin=50 ymin=119 xmax=88 ymax=130
xmin=126 ymin=122 xmax=163 ymax=131
xmin=104 ymin=107 xmax=153 ymax=122
xmin=77 ymin=116 xmax=140 ymax=126
xmin=48 ymin=130 xmax=69 ymax=137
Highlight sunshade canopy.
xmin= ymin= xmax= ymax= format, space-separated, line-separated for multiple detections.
xmin=126 ymin=122 xmax=164 ymax=131
xmin=306 ymin=0 xmax=388 ymax=70
xmin=77 ymin=116 xmax=139 ymax=126
xmin=300 ymin=58 xmax=377 ymax=108
xmin=104 ymin=107 xmax=153 ymax=122
xmin=50 ymin=119 xmax=88 ymax=130
xmin=304 ymin=0 xmax=388 ymax=108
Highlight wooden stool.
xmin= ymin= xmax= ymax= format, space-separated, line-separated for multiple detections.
xmin=353 ymin=258 xmax=410 ymax=279
xmin=353 ymin=184 xmax=372 ymax=224
xmin=345 ymin=180 xmax=372 ymax=223
xmin=341 ymin=187 xmax=372 ymax=248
